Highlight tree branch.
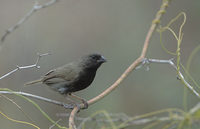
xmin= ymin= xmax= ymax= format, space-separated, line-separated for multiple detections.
xmin=69 ymin=0 xmax=171 ymax=128
xmin=0 ymin=53 xmax=50 ymax=80
xmin=1 ymin=0 xmax=60 ymax=43
xmin=0 ymin=90 xmax=73 ymax=109
xmin=146 ymin=58 xmax=200 ymax=98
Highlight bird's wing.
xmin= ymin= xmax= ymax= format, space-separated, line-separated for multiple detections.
xmin=41 ymin=63 xmax=81 ymax=94
xmin=45 ymin=69 xmax=54 ymax=76
xmin=42 ymin=63 xmax=80 ymax=84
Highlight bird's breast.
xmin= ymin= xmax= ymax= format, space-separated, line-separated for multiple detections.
xmin=72 ymin=68 xmax=97 ymax=91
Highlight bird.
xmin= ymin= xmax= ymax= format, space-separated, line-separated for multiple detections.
xmin=25 ymin=53 xmax=106 ymax=108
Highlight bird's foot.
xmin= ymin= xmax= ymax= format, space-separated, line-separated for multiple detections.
xmin=73 ymin=103 xmax=81 ymax=112
xmin=63 ymin=103 xmax=74 ymax=109
xmin=68 ymin=93 xmax=88 ymax=109
xmin=81 ymin=98 xmax=88 ymax=109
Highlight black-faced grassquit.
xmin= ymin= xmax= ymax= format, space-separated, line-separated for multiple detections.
xmin=25 ymin=53 xmax=106 ymax=108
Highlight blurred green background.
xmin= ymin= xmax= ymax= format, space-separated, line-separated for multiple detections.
xmin=0 ymin=0 xmax=200 ymax=128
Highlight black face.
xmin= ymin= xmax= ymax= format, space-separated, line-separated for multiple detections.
xmin=83 ymin=54 xmax=106 ymax=69
xmin=89 ymin=54 xmax=106 ymax=63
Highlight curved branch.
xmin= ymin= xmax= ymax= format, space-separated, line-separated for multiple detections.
xmin=69 ymin=107 xmax=79 ymax=129
xmin=69 ymin=0 xmax=171 ymax=128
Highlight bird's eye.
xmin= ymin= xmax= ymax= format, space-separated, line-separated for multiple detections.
xmin=92 ymin=56 xmax=97 ymax=60
xmin=91 ymin=55 xmax=99 ymax=60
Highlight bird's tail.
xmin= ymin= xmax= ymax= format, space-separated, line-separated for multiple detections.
xmin=24 ymin=79 xmax=43 ymax=85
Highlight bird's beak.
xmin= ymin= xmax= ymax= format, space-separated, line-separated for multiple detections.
xmin=98 ymin=56 xmax=107 ymax=63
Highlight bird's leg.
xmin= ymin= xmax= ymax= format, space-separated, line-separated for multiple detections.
xmin=65 ymin=95 xmax=81 ymax=111
xmin=68 ymin=93 xmax=88 ymax=109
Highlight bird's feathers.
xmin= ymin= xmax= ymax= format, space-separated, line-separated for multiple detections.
xmin=25 ymin=54 xmax=106 ymax=94
xmin=25 ymin=78 xmax=43 ymax=85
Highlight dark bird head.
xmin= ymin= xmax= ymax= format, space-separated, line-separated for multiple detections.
xmin=80 ymin=53 xmax=106 ymax=69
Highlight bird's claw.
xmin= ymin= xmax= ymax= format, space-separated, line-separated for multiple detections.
xmin=71 ymin=100 xmax=88 ymax=111
xmin=73 ymin=103 xmax=81 ymax=112
xmin=82 ymin=99 xmax=88 ymax=109
xmin=63 ymin=103 xmax=74 ymax=109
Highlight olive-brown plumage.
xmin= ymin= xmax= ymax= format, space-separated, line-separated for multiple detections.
xmin=25 ymin=54 xmax=106 ymax=95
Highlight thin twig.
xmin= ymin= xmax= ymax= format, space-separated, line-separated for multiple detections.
xmin=49 ymin=119 xmax=61 ymax=129
xmin=69 ymin=0 xmax=171 ymax=128
xmin=0 ymin=94 xmax=34 ymax=122
xmin=146 ymin=58 xmax=200 ymax=98
xmin=189 ymin=102 xmax=200 ymax=114
xmin=0 ymin=53 xmax=50 ymax=80
xmin=0 ymin=91 xmax=73 ymax=109
xmin=1 ymin=0 xmax=60 ymax=42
